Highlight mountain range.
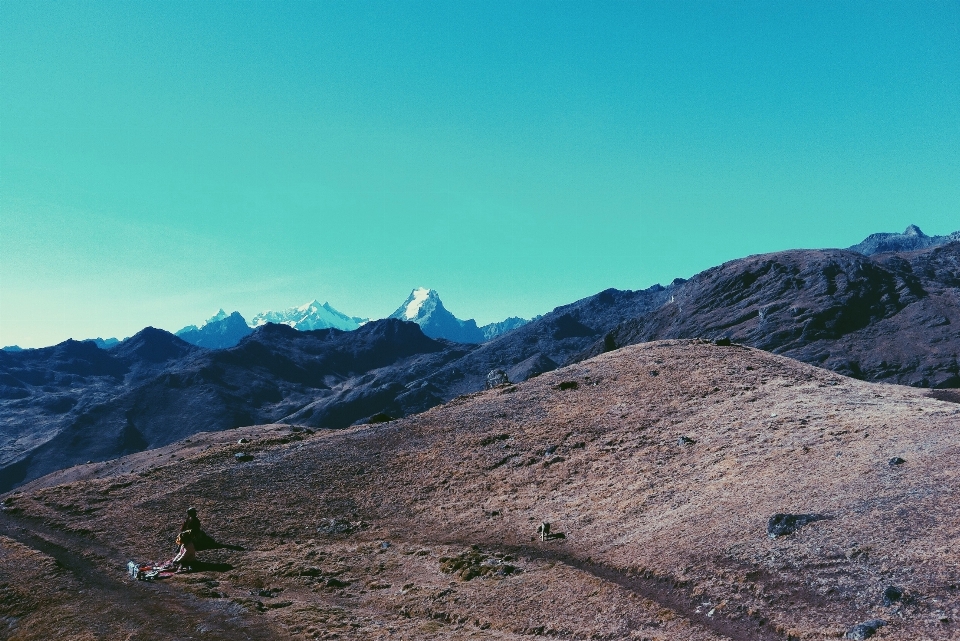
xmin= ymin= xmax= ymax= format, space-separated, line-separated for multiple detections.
xmin=169 ymin=290 xmax=529 ymax=350
xmin=1 ymin=291 xmax=528 ymax=354
xmin=1 ymin=225 xmax=957 ymax=492
xmin=5 ymin=223 xmax=949 ymax=355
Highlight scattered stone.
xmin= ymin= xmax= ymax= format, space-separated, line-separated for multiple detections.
xmin=714 ymin=337 xmax=732 ymax=346
xmin=265 ymin=600 xmax=292 ymax=609
xmin=678 ymin=436 xmax=697 ymax=446
xmin=844 ymin=618 xmax=885 ymax=639
xmin=380 ymin=541 xmax=391 ymax=550
xmin=237 ymin=438 xmax=249 ymax=444
xmin=766 ymin=513 xmax=827 ymax=537
xmin=888 ymin=457 xmax=906 ymax=466
xmin=324 ymin=578 xmax=350 ymax=588
xmin=478 ymin=433 xmax=510 ymax=446
xmin=234 ymin=452 xmax=254 ymax=462
xmin=485 ymin=369 xmax=509 ymax=389
xmin=316 ymin=518 xmax=366 ymax=535
xmin=544 ymin=445 xmax=557 ymax=455
xmin=882 ymin=585 xmax=904 ymax=606
xmin=556 ymin=381 xmax=578 ymax=391
xmin=439 ymin=548 xmax=518 ymax=581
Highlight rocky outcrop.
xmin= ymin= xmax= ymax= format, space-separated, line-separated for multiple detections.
xmin=848 ymin=224 xmax=960 ymax=256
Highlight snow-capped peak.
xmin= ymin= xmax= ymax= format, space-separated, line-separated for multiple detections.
xmin=403 ymin=288 xmax=433 ymax=320
xmin=296 ymin=300 xmax=324 ymax=313
xmin=249 ymin=300 xmax=367 ymax=332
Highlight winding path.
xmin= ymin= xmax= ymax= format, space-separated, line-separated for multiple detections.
xmin=0 ymin=512 xmax=281 ymax=641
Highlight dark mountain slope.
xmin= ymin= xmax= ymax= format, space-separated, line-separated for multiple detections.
xmin=0 ymin=329 xmax=202 ymax=470
xmin=0 ymin=320 xmax=471 ymax=491
xmin=479 ymin=316 xmax=530 ymax=340
xmin=417 ymin=283 xmax=680 ymax=397
xmin=590 ymin=242 xmax=960 ymax=387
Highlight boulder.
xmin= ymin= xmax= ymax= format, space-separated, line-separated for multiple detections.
xmin=766 ymin=513 xmax=827 ymax=537
xmin=844 ymin=619 xmax=885 ymax=639
xmin=485 ymin=369 xmax=509 ymax=389
xmin=882 ymin=585 xmax=904 ymax=606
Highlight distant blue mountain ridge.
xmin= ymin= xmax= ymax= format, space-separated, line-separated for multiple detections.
xmin=4 ymin=224 xmax=956 ymax=353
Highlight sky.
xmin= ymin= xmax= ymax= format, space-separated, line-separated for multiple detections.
xmin=1 ymin=1 xmax=958 ymax=348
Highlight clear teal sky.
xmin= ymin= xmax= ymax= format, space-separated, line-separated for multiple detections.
xmin=2 ymin=1 xmax=958 ymax=347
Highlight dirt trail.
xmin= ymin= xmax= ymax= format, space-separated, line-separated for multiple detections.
xmin=437 ymin=536 xmax=782 ymax=641
xmin=0 ymin=512 xmax=281 ymax=641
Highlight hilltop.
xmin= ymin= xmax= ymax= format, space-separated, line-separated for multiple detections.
xmin=2 ymin=341 xmax=958 ymax=640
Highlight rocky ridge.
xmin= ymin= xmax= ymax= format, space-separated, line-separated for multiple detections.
xmin=590 ymin=242 xmax=960 ymax=388
xmin=848 ymin=224 xmax=960 ymax=256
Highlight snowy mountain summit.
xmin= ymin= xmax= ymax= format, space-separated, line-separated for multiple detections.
xmin=397 ymin=287 xmax=434 ymax=321
xmin=389 ymin=288 xmax=485 ymax=343
xmin=388 ymin=288 xmax=531 ymax=344
xmin=250 ymin=300 xmax=367 ymax=332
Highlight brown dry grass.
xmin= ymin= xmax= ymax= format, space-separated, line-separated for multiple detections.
xmin=2 ymin=340 xmax=959 ymax=640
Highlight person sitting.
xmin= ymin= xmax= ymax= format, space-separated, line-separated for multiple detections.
xmin=181 ymin=507 xmax=216 ymax=551
xmin=172 ymin=529 xmax=196 ymax=572
xmin=182 ymin=506 xmax=201 ymax=533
